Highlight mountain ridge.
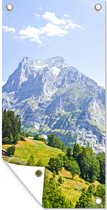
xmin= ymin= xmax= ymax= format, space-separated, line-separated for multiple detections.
xmin=2 ymin=56 xmax=105 ymax=153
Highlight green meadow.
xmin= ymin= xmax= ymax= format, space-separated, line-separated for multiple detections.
xmin=2 ymin=138 xmax=64 ymax=165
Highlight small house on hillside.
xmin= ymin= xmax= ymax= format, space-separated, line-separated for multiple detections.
xmin=2 ymin=149 xmax=8 ymax=156
xmin=28 ymin=136 xmax=33 ymax=140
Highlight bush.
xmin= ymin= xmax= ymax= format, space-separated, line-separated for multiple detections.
xmin=34 ymin=134 xmax=40 ymax=140
xmin=58 ymin=176 xmax=63 ymax=184
xmin=27 ymin=155 xmax=35 ymax=166
xmin=7 ymin=146 xmax=15 ymax=156
xmin=20 ymin=136 xmax=26 ymax=141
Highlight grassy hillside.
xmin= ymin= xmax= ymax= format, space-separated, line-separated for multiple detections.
xmin=2 ymin=138 xmax=64 ymax=165
xmin=3 ymin=137 xmax=102 ymax=208
xmin=45 ymin=168 xmax=99 ymax=207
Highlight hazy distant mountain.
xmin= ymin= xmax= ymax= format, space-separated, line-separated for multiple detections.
xmin=2 ymin=56 xmax=105 ymax=152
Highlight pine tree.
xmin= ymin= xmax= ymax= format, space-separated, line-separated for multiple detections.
xmin=2 ymin=110 xmax=21 ymax=144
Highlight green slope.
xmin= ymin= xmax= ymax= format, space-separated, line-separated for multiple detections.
xmin=44 ymin=168 xmax=100 ymax=207
xmin=2 ymin=138 xmax=64 ymax=165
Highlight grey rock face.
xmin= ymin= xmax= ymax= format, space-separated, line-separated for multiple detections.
xmin=2 ymin=56 xmax=105 ymax=152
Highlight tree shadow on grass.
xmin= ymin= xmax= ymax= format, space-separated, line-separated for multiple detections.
xmin=63 ymin=176 xmax=73 ymax=180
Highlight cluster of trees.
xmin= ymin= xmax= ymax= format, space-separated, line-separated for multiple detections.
xmin=33 ymin=134 xmax=47 ymax=143
xmin=33 ymin=134 xmax=105 ymax=183
xmin=43 ymin=175 xmax=105 ymax=208
xmin=44 ymin=143 xmax=105 ymax=208
xmin=20 ymin=131 xmax=30 ymax=141
xmin=2 ymin=110 xmax=21 ymax=144
xmin=48 ymin=154 xmax=80 ymax=179
xmin=48 ymin=144 xmax=105 ymax=183
xmin=34 ymin=133 xmax=66 ymax=151
xmin=47 ymin=134 xmax=66 ymax=151
xmin=76 ymin=184 xmax=105 ymax=208
xmin=73 ymin=144 xmax=105 ymax=183
xmin=43 ymin=158 xmax=105 ymax=208
xmin=42 ymin=176 xmax=72 ymax=208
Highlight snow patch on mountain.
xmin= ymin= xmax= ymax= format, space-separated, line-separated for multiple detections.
xmin=51 ymin=67 xmax=61 ymax=76
xmin=2 ymin=56 xmax=105 ymax=153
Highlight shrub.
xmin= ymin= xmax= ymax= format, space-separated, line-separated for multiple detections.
xmin=58 ymin=176 xmax=63 ymax=184
xmin=20 ymin=136 xmax=26 ymax=141
xmin=7 ymin=146 xmax=15 ymax=156
xmin=27 ymin=155 xmax=35 ymax=166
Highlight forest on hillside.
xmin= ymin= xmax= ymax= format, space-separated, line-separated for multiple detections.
xmin=2 ymin=110 xmax=105 ymax=208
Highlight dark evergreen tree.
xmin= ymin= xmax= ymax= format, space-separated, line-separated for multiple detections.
xmin=73 ymin=143 xmax=82 ymax=160
xmin=2 ymin=110 xmax=21 ymax=144
xmin=34 ymin=134 xmax=40 ymax=140
xmin=48 ymin=134 xmax=66 ymax=150
xmin=97 ymin=152 xmax=105 ymax=184
xmin=66 ymin=146 xmax=72 ymax=159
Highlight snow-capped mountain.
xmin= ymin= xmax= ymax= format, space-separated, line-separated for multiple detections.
xmin=2 ymin=56 xmax=105 ymax=152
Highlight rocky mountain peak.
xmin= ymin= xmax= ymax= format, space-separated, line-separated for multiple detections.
xmin=47 ymin=56 xmax=65 ymax=66
xmin=21 ymin=56 xmax=65 ymax=68
xmin=2 ymin=56 xmax=105 ymax=153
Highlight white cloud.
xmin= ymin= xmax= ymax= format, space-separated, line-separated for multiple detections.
xmin=42 ymin=12 xmax=83 ymax=30
xmin=19 ymin=26 xmax=42 ymax=43
xmin=18 ymin=23 xmax=67 ymax=43
xmin=18 ymin=12 xmax=83 ymax=44
xmin=2 ymin=25 xmax=16 ymax=33
xmin=43 ymin=12 xmax=66 ymax=25
xmin=41 ymin=23 xmax=68 ymax=37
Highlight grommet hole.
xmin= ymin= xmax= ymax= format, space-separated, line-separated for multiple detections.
xmin=35 ymin=170 xmax=42 ymax=177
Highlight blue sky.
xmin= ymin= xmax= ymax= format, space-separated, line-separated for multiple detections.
xmin=2 ymin=0 xmax=105 ymax=85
